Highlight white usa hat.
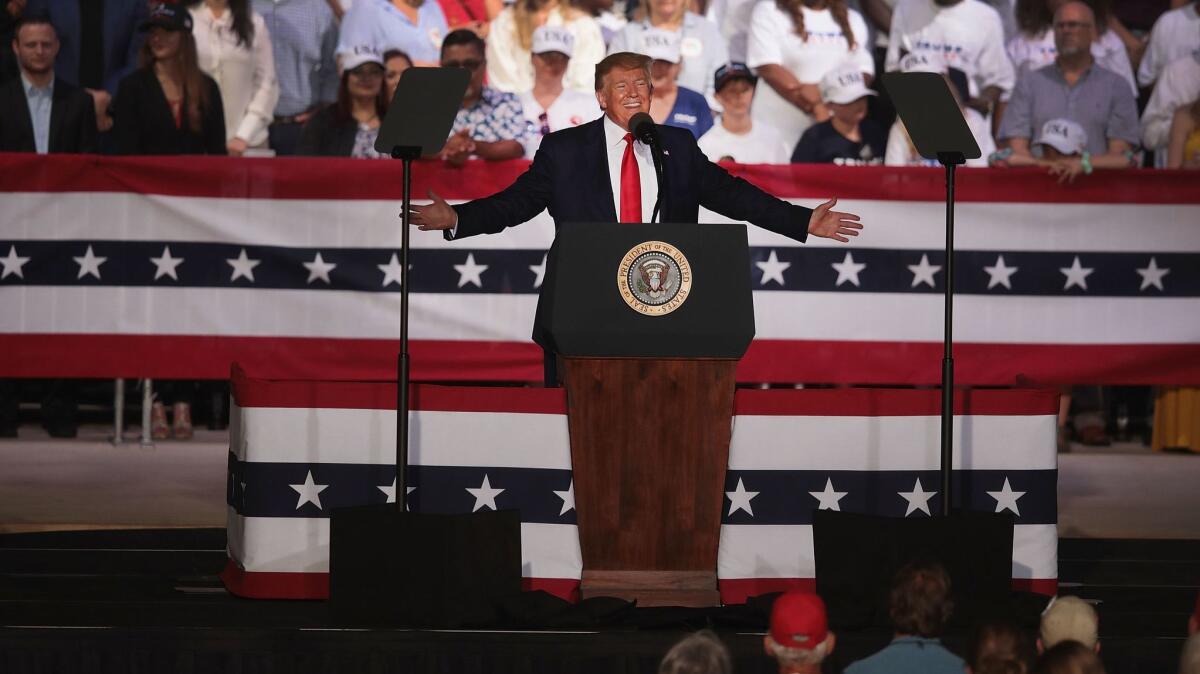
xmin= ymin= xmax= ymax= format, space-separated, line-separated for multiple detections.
xmin=1036 ymin=118 xmax=1088 ymax=155
xmin=640 ymin=28 xmax=682 ymax=64
xmin=532 ymin=26 xmax=574 ymax=58
xmin=342 ymin=45 xmax=384 ymax=72
xmin=898 ymin=51 xmax=946 ymax=74
xmin=819 ymin=65 xmax=876 ymax=105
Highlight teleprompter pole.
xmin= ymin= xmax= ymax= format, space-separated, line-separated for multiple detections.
xmin=394 ymin=147 xmax=421 ymax=511
xmin=937 ymin=152 xmax=964 ymax=516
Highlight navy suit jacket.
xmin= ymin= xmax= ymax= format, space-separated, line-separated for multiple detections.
xmin=26 ymin=0 xmax=148 ymax=96
xmin=0 ymin=77 xmax=97 ymax=153
xmin=450 ymin=117 xmax=811 ymax=243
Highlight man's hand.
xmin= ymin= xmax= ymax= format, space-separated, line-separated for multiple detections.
xmin=807 ymin=197 xmax=863 ymax=242
xmin=85 ymin=88 xmax=113 ymax=131
xmin=227 ymin=137 xmax=249 ymax=156
xmin=441 ymin=130 xmax=475 ymax=166
xmin=408 ymin=189 xmax=457 ymax=231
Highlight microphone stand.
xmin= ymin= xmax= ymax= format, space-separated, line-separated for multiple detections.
xmin=649 ymin=144 xmax=665 ymax=224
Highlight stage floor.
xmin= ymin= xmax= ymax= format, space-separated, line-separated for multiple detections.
xmin=1 ymin=427 xmax=1197 ymax=672
xmin=1 ymin=425 xmax=1197 ymax=539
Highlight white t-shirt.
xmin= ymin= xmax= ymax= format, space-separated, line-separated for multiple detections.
xmin=885 ymin=0 xmax=1015 ymax=99
xmin=1006 ymin=29 xmax=1137 ymax=98
xmin=1141 ymin=51 xmax=1200 ymax=151
xmin=884 ymin=106 xmax=994 ymax=167
xmin=1137 ymin=2 xmax=1200 ymax=88
xmin=519 ymin=89 xmax=602 ymax=158
xmin=697 ymin=120 xmax=792 ymax=163
xmin=704 ymin=0 xmax=759 ymax=61
xmin=486 ymin=7 xmax=606 ymax=94
xmin=747 ymin=3 xmax=874 ymax=149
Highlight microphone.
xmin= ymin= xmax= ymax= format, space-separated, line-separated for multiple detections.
xmin=629 ymin=112 xmax=659 ymax=146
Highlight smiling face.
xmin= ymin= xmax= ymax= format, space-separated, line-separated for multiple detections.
xmin=347 ymin=62 xmax=384 ymax=99
xmin=596 ymin=64 xmax=652 ymax=129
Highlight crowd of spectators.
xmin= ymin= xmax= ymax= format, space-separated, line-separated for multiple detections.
xmin=0 ymin=0 xmax=1196 ymax=437
xmin=1 ymin=0 xmax=1196 ymax=170
xmin=655 ymin=561 xmax=1200 ymax=674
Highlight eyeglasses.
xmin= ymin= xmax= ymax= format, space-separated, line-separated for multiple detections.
xmin=442 ymin=59 xmax=484 ymax=71
xmin=538 ymin=112 xmax=550 ymax=136
xmin=1053 ymin=20 xmax=1093 ymax=30
xmin=349 ymin=65 xmax=385 ymax=79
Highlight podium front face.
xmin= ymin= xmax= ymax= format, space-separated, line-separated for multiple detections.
xmin=537 ymin=223 xmax=754 ymax=606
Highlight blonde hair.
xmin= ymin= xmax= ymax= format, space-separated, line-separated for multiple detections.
xmin=642 ymin=0 xmax=688 ymax=26
xmin=513 ymin=0 xmax=581 ymax=51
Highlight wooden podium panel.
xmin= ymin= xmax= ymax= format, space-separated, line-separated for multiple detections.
xmin=563 ymin=357 xmax=737 ymax=606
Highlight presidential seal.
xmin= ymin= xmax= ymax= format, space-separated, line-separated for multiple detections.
xmin=617 ymin=241 xmax=693 ymax=316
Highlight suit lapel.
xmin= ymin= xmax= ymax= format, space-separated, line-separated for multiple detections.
xmin=48 ymin=84 xmax=66 ymax=153
xmin=585 ymin=119 xmax=617 ymax=223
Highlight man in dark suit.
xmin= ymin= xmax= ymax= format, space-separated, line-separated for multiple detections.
xmin=0 ymin=14 xmax=96 ymax=153
xmin=0 ymin=13 xmax=95 ymax=438
xmin=411 ymin=51 xmax=863 ymax=245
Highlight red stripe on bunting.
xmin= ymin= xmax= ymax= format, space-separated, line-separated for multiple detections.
xmin=733 ymin=387 xmax=1059 ymax=417
xmin=230 ymin=363 xmax=567 ymax=413
xmin=1 ymin=334 xmax=1197 ymax=385
xmin=219 ymin=561 xmax=580 ymax=601
xmin=1 ymin=153 xmax=1197 ymax=203
xmin=717 ymin=577 xmax=1056 ymax=605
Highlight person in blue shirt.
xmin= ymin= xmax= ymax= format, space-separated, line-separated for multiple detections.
xmin=336 ymin=0 xmax=450 ymax=67
xmin=845 ymin=560 xmax=966 ymax=674
xmin=639 ymin=27 xmax=711 ymax=139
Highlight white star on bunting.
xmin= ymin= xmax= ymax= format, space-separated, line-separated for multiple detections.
xmin=552 ymin=480 xmax=575 ymax=516
xmin=378 ymin=252 xmax=405 ymax=287
xmin=726 ymin=477 xmax=759 ymax=516
xmin=289 ymin=470 xmax=329 ymax=510
xmin=1060 ymin=256 xmax=1094 ymax=291
xmin=755 ymin=249 xmax=791 ymax=286
xmin=831 ymin=251 xmax=866 ymax=287
xmin=809 ymin=477 xmax=848 ymax=511
xmin=454 ymin=253 xmax=488 ymax=288
xmin=149 ymin=246 xmax=184 ymax=280
xmin=1136 ymin=257 xmax=1169 ymax=291
xmin=530 ymin=254 xmax=548 ymax=289
xmin=983 ymin=255 xmax=1018 ymax=289
xmin=466 ymin=473 xmax=505 ymax=512
xmin=1 ymin=246 xmax=30 ymax=279
xmin=377 ymin=478 xmax=416 ymax=505
xmin=73 ymin=245 xmax=107 ymax=279
xmin=907 ymin=254 xmax=941 ymax=288
xmin=227 ymin=248 xmax=261 ymax=282
xmin=303 ymin=252 xmax=337 ymax=284
xmin=898 ymin=477 xmax=936 ymax=517
xmin=986 ymin=477 xmax=1025 ymax=515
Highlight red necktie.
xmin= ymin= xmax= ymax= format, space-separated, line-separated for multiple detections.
xmin=620 ymin=133 xmax=642 ymax=223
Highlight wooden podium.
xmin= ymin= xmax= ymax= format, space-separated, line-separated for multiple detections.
xmin=535 ymin=223 xmax=754 ymax=606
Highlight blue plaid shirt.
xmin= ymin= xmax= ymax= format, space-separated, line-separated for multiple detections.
xmin=451 ymin=87 xmax=533 ymax=144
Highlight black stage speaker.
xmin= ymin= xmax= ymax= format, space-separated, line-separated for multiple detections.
xmin=813 ymin=510 xmax=1014 ymax=629
xmin=329 ymin=506 xmax=522 ymax=628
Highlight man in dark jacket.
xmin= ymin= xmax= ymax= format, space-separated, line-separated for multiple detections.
xmin=0 ymin=13 xmax=96 ymax=153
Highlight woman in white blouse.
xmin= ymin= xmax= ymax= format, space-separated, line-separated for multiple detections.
xmin=608 ymin=0 xmax=728 ymax=103
xmin=1006 ymin=0 xmax=1136 ymax=96
xmin=188 ymin=0 xmax=280 ymax=155
xmin=746 ymin=0 xmax=873 ymax=150
xmin=486 ymin=0 xmax=605 ymax=93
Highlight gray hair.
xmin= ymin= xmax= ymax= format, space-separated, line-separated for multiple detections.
xmin=765 ymin=634 xmax=830 ymax=667
xmin=658 ymin=630 xmax=732 ymax=674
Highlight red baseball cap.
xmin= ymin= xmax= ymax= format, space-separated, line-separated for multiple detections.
xmin=769 ymin=591 xmax=829 ymax=649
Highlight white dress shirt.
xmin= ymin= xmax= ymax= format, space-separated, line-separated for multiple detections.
xmin=602 ymin=114 xmax=658 ymax=222
xmin=191 ymin=4 xmax=281 ymax=147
